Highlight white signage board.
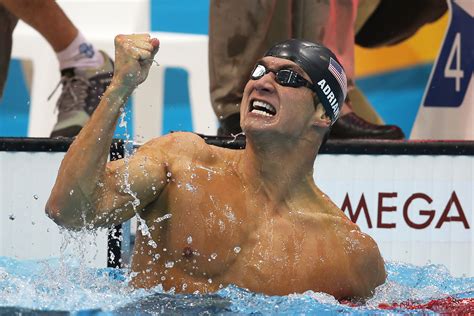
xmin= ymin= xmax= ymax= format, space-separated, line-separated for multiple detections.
xmin=0 ymin=151 xmax=108 ymax=267
xmin=315 ymin=154 xmax=473 ymax=277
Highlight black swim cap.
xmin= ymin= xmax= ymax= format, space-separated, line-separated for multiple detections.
xmin=264 ymin=39 xmax=347 ymax=123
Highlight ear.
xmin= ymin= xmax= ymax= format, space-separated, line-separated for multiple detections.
xmin=312 ymin=102 xmax=331 ymax=128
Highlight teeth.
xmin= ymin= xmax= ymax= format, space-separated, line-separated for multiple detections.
xmin=251 ymin=109 xmax=273 ymax=117
xmin=251 ymin=100 xmax=276 ymax=116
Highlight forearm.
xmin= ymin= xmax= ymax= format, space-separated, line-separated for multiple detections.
xmin=0 ymin=0 xmax=77 ymax=51
xmin=46 ymin=81 xmax=134 ymax=228
xmin=47 ymin=33 xmax=160 ymax=228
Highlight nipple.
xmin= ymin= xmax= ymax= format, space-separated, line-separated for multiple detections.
xmin=182 ymin=246 xmax=194 ymax=259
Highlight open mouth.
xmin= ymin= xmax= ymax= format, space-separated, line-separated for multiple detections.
xmin=249 ymin=100 xmax=277 ymax=117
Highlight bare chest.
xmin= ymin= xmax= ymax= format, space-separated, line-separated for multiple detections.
xmin=133 ymin=166 xmax=359 ymax=295
xmin=160 ymin=168 xmax=253 ymax=273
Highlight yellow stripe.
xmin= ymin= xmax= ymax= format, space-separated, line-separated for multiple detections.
xmin=355 ymin=14 xmax=449 ymax=77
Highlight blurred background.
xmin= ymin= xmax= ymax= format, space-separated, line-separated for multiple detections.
xmin=0 ymin=0 xmax=451 ymax=138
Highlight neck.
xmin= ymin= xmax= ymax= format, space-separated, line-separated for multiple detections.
xmin=239 ymin=133 xmax=320 ymax=202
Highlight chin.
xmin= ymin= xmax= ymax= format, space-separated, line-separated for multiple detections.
xmin=243 ymin=122 xmax=286 ymax=143
xmin=242 ymin=116 xmax=273 ymax=133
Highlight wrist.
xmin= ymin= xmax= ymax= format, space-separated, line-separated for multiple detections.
xmin=102 ymin=80 xmax=135 ymax=110
xmin=109 ymin=77 xmax=136 ymax=95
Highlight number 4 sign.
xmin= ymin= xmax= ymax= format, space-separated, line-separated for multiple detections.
xmin=411 ymin=0 xmax=474 ymax=140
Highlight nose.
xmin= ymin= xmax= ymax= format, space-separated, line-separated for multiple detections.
xmin=253 ymin=72 xmax=276 ymax=94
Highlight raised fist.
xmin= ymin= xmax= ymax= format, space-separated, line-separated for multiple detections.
xmin=112 ymin=34 xmax=160 ymax=88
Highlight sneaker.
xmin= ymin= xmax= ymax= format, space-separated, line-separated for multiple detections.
xmin=49 ymin=51 xmax=114 ymax=137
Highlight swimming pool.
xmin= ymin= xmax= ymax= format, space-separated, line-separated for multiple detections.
xmin=1 ymin=138 xmax=473 ymax=315
xmin=2 ymin=138 xmax=473 ymax=277
xmin=0 ymin=254 xmax=473 ymax=315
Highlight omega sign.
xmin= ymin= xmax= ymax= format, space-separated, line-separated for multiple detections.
xmin=341 ymin=191 xmax=470 ymax=230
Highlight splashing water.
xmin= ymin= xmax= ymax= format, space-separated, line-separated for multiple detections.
xmin=0 ymin=258 xmax=472 ymax=314
xmin=118 ymin=109 xmax=155 ymax=248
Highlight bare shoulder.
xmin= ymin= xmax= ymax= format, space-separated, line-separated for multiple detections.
xmin=139 ymin=132 xmax=226 ymax=168
xmin=141 ymin=132 xmax=213 ymax=158
xmin=341 ymin=225 xmax=386 ymax=297
xmin=311 ymin=200 xmax=387 ymax=297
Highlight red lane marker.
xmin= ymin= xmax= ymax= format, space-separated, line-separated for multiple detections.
xmin=378 ymin=297 xmax=474 ymax=314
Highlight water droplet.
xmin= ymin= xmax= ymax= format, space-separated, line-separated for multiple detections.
xmin=218 ymin=220 xmax=225 ymax=232
xmin=187 ymin=236 xmax=192 ymax=244
xmin=166 ymin=172 xmax=172 ymax=177
xmin=208 ymin=278 xmax=213 ymax=284
xmin=185 ymin=183 xmax=196 ymax=192
xmin=165 ymin=261 xmax=174 ymax=268
xmin=210 ymin=253 xmax=217 ymax=260
xmin=233 ymin=246 xmax=241 ymax=254
xmin=154 ymin=213 xmax=172 ymax=223
xmin=69 ymin=189 xmax=74 ymax=195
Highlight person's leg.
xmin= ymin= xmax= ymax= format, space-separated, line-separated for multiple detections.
xmin=293 ymin=0 xmax=355 ymax=113
xmin=0 ymin=0 xmax=76 ymax=52
xmin=351 ymin=0 xmax=384 ymax=124
xmin=0 ymin=0 xmax=114 ymax=137
xmin=0 ymin=4 xmax=18 ymax=99
xmin=349 ymin=86 xmax=384 ymax=125
xmin=293 ymin=0 xmax=403 ymax=139
xmin=355 ymin=0 xmax=447 ymax=48
xmin=209 ymin=0 xmax=291 ymax=135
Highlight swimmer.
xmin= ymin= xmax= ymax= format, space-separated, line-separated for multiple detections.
xmin=46 ymin=34 xmax=386 ymax=299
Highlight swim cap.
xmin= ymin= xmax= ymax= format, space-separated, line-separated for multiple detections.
xmin=264 ymin=39 xmax=347 ymax=123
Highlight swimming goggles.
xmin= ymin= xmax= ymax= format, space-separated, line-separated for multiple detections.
xmin=250 ymin=63 xmax=316 ymax=92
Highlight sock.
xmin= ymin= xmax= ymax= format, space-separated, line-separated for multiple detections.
xmin=56 ymin=32 xmax=104 ymax=70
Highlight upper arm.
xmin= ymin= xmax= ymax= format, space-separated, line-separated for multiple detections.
xmin=90 ymin=137 xmax=171 ymax=227
xmin=92 ymin=132 xmax=209 ymax=227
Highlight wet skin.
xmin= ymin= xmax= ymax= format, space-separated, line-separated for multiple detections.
xmin=128 ymin=134 xmax=385 ymax=298
xmin=46 ymin=34 xmax=386 ymax=299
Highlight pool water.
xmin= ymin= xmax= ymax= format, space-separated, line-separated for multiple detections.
xmin=0 ymin=255 xmax=473 ymax=315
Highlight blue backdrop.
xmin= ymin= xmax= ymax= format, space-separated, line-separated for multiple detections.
xmin=0 ymin=0 xmax=429 ymax=137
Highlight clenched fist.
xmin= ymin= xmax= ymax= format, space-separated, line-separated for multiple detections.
xmin=112 ymin=34 xmax=160 ymax=88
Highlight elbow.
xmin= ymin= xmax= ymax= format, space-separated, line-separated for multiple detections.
xmin=45 ymin=197 xmax=67 ymax=227
xmin=45 ymin=197 xmax=83 ymax=230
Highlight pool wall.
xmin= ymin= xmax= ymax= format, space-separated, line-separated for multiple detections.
xmin=1 ymin=138 xmax=472 ymax=276
xmin=0 ymin=139 xmax=108 ymax=267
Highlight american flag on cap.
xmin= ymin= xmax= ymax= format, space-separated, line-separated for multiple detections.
xmin=328 ymin=57 xmax=347 ymax=97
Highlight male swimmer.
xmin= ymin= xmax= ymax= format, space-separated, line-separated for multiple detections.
xmin=46 ymin=34 xmax=386 ymax=299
